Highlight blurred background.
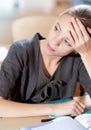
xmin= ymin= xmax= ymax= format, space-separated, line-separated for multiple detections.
xmin=0 ymin=0 xmax=91 ymax=49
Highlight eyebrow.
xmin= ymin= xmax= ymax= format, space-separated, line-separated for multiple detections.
xmin=57 ymin=22 xmax=61 ymax=31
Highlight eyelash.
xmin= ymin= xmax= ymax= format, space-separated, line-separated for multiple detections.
xmin=64 ymin=39 xmax=71 ymax=46
xmin=64 ymin=39 xmax=68 ymax=43
xmin=54 ymin=26 xmax=59 ymax=31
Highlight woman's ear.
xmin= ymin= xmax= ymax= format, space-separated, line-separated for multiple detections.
xmin=87 ymin=27 xmax=91 ymax=37
xmin=87 ymin=27 xmax=91 ymax=32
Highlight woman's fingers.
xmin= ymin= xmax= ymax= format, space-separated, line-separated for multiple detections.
xmin=68 ymin=21 xmax=78 ymax=44
xmin=76 ymin=18 xmax=90 ymax=42
xmin=71 ymin=101 xmax=85 ymax=116
xmin=67 ymin=17 xmax=91 ymax=55
xmin=71 ymin=18 xmax=84 ymax=43
xmin=53 ymin=99 xmax=86 ymax=117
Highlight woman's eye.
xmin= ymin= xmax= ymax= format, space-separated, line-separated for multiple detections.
xmin=54 ymin=26 xmax=59 ymax=32
xmin=64 ymin=40 xmax=71 ymax=46
xmin=64 ymin=39 xmax=68 ymax=44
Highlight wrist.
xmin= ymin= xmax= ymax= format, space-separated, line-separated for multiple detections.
xmin=80 ymin=52 xmax=91 ymax=61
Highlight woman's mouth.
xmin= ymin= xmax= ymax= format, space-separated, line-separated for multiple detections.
xmin=47 ymin=43 xmax=55 ymax=52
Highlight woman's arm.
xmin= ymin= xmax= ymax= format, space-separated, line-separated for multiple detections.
xmin=68 ymin=18 xmax=91 ymax=79
xmin=0 ymin=96 xmax=85 ymax=117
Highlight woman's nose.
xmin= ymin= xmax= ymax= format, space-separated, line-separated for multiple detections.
xmin=53 ymin=36 xmax=62 ymax=46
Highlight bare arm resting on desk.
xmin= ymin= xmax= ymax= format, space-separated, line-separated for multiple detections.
xmin=0 ymin=96 xmax=85 ymax=117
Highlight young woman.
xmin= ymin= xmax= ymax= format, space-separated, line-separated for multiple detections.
xmin=0 ymin=4 xmax=91 ymax=117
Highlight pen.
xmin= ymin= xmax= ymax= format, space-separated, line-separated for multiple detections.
xmin=41 ymin=118 xmax=55 ymax=122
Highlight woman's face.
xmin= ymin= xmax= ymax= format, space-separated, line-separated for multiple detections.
xmin=45 ymin=14 xmax=74 ymax=57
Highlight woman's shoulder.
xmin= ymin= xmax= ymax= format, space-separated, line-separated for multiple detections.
xmin=12 ymin=37 xmax=34 ymax=49
xmin=10 ymin=33 xmax=44 ymax=51
xmin=62 ymin=53 xmax=82 ymax=67
xmin=65 ymin=53 xmax=81 ymax=61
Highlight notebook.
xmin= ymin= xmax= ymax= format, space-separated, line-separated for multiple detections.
xmin=20 ymin=116 xmax=86 ymax=130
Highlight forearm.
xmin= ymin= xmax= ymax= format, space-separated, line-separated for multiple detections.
xmin=0 ymin=97 xmax=85 ymax=117
xmin=0 ymin=97 xmax=53 ymax=117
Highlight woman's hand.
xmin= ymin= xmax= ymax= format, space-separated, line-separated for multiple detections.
xmin=52 ymin=99 xmax=85 ymax=116
xmin=68 ymin=17 xmax=91 ymax=56
xmin=68 ymin=18 xmax=91 ymax=79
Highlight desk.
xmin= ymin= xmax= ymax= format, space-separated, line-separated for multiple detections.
xmin=0 ymin=95 xmax=91 ymax=130
xmin=0 ymin=116 xmax=48 ymax=130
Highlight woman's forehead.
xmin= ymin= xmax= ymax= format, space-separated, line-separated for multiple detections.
xmin=56 ymin=14 xmax=73 ymax=31
xmin=58 ymin=14 xmax=72 ymax=25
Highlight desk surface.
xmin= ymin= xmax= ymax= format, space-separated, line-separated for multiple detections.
xmin=0 ymin=95 xmax=91 ymax=130
xmin=0 ymin=116 xmax=48 ymax=130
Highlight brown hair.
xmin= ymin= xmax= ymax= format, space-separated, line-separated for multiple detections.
xmin=60 ymin=4 xmax=91 ymax=36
